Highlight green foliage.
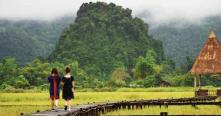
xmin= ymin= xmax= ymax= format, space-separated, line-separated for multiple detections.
xmin=162 ymin=74 xmax=193 ymax=86
xmin=134 ymin=49 xmax=159 ymax=79
xmin=14 ymin=75 xmax=30 ymax=89
xmin=134 ymin=56 xmax=150 ymax=79
xmin=133 ymin=49 xmax=165 ymax=86
xmin=110 ymin=67 xmax=129 ymax=87
xmin=161 ymin=58 xmax=176 ymax=74
xmin=38 ymin=84 xmax=49 ymax=91
xmin=0 ymin=83 xmax=13 ymax=89
xmin=143 ymin=75 xmax=156 ymax=87
xmin=198 ymin=75 xmax=221 ymax=87
xmin=179 ymin=56 xmax=194 ymax=74
xmin=21 ymin=58 xmax=50 ymax=86
xmin=0 ymin=57 xmax=19 ymax=85
xmin=0 ymin=57 xmax=94 ymax=89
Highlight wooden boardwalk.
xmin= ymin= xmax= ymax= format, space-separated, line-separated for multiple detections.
xmin=29 ymin=104 xmax=98 ymax=116
xmin=28 ymin=96 xmax=221 ymax=116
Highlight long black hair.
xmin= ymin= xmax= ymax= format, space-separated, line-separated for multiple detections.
xmin=51 ymin=68 xmax=58 ymax=75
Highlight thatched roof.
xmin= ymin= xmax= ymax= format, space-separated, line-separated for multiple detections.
xmin=190 ymin=31 xmax=221 ymax=75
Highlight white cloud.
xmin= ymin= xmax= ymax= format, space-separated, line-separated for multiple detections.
xmin=0 ymin=0 xmax=221 ymax=23
xmin=0 ymin=0 xmax=83 ymax=20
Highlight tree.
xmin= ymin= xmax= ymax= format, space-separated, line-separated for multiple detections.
xmin=110 ymin=67 xmax=129 ymax=87
xmin=143 ymin=75 xmax=156 ymax=87
xmin=145 ymin=49 xmax=156 ymax=66
xmin=14 ymin=75 xmax=30 ymax=89
xmin=134 ymin=49 xmax=157 ymax=79
xmin=20 ymin=58 xmax=50 ymax=86
xmin=0 ymin=57 xmax=19 ymax=85
xmin=179 ymin=56 xmax=194 ymax=74
xmin=134 ymin=56 xmax=149 ymax=79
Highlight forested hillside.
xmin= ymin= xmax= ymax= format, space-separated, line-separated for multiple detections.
xmin=49 ymin=2 xmax=164 ymax=79
xmin=0 ymin=16 xmax=73 ymax=64
xmin=150 ymin=16 xmax=221 ymax=66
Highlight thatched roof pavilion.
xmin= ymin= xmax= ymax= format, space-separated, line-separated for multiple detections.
xmin=190 ymin=31 xmax=221 ymax=75
xmin=189 ymin=31 xmax=221 ymax=88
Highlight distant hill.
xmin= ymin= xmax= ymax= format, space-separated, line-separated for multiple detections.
xmin=0 ymin=16 xmax=73 ymax=64
xmin=49 ymin=2 xmax=164 ymax=78
xmin=149 ymin=16 xmax=221 ymax=66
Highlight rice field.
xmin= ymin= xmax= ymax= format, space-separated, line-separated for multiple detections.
xmin=0 ymin=87 xmax=220 ymax=116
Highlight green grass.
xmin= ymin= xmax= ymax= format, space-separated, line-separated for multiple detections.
xmin=0 ymin=87 xmax=219 ymax=116
xmin=107 ymin=106 xmax=221 ymax=115
xmin=116 ymin=87 xmax=194 ymax=92
xmin=0 ymin=106 xmax=48 ymax=116
xmin=0 ymin=91 xmax=194 ymax=106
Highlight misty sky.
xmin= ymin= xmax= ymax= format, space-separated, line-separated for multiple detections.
xmin=1 ymin=0 xmax=221 ymax=24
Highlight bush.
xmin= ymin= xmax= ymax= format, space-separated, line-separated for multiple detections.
xmin=0 ymin=83 xmax=12 ymax=89
xmin=93 ymin=87 xmax=116 ymax=92
xmin=129 ymin=80 xmax=144 ymax=88
xmin=0 ymin=83 xmax=26 ymax=92
xmin=143 ymin=75 xmax=156 ymax=87
xmin=14 ymin=75 xmax=30 ymax=89
xmin=163 ymin=74 xmax=193 ymax=86
xmin=38 ymin=84 xmax=49 ymax=90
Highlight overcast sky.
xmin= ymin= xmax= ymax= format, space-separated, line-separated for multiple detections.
xmin=1 ymin=0 xmax=221 ymax=24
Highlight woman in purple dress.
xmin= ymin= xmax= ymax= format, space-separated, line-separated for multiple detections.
xmin=48 ymin=68 xmax=61 ymax=110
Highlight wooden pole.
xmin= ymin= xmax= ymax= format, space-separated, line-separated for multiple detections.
xmin=194 ymin=76 xmax=197 ymax=89
xmin=198 ymin=75 xmax=201 ymax=89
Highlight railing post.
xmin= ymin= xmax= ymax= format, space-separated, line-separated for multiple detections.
xmin=198 ymin=75 xmax=201 ymax=88
xmin=160 ymin=112 xmax=168 ymax=116
xmin=194 ymin=76 xmax=197 ymax=89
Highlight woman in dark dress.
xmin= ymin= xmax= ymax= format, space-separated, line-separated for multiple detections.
xmin=62 ymin=67 xmax=75 ymax=111
xmin=48 ymin=68 xmax=60 ymax=110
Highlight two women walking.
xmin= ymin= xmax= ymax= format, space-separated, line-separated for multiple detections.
xmin=48 ymin=67 xmax=75 ymax=111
